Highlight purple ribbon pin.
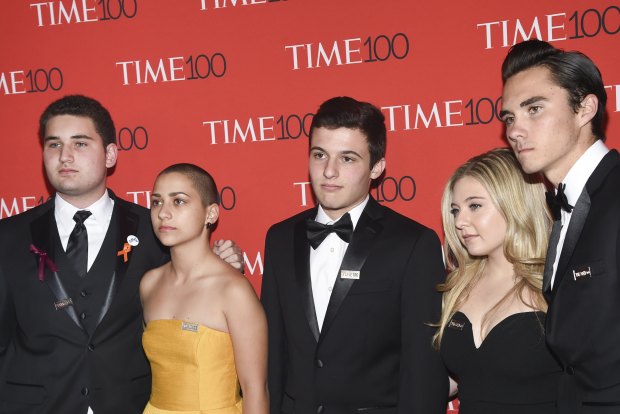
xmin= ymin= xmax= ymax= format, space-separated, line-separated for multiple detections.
xmin=30 ymin=244 xmax=58 ymax=281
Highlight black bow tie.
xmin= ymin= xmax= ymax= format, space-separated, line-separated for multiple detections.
xmin=306 ymin=213 xmax=353 ymax=249
xmin=545 ymin=183 xmax=573 ymax=221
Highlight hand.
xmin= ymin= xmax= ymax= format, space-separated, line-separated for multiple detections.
xmin=213 ymin=239 xmax=245 ymax=273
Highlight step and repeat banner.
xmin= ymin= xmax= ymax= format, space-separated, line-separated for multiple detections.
xmin=1 ymin=1 xmax=619 ymax=411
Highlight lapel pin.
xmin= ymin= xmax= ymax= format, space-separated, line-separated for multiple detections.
xmin=182 ymin=322 xmax=199 ymax=332
xmin=127 ymin=235 xmax=139 ymax=246
xmin=117 ymin=242 xmax=132 ymax=263
xmin=54 ymin=298 xmax=74 ymax=311
xmin=573 ymin=266 xmax=592 ymax=281
xmin=340 ymin=270 xmax=360 ymax=280
xmin=30 ymin=244 xmax=58 ymax=282
xmin=448 ymin=319 xmax=465 ymax=331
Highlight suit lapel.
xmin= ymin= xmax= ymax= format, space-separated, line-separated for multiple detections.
xmin=320 ymin=199 xmax=384 ymax=340
xmin=93 ymin=195 xmax=140 ymax=329
xmin=553 ymin=188 xmax=590 ymax=289
xmin=543 ymin=219 xmax=562 ymax=294
xmin=552 ymin=150 xmax=620 ymax=291
xmin=294 ymin=210 xmax=320 ymax=342
xmin=30 ymin=205 xmax=85 ymax=331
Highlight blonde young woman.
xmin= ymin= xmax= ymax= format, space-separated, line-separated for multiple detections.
xmin=140 ymin=163 xmax=268 ymax=414
xmin=435 ymin=148 xmax=561 ymax=414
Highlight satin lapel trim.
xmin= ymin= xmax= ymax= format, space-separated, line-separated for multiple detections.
xmin=48 ymin=270 xmax=84 ymax=330
xmin=97 ymin=271 xmax=117 ymax=327
xmin=555 ymin=188 xmax=591 ymax=289
xmin=543 ymin=220 xmax=562 ymax=295
xmin=320 ymin=204 xmax=383 ymax=340
xmin=93 ymin=201 xmax=139 ymax=331
xmin=294 ymin=217 xmax=320 ymax=342
xmin=31 ymin=208 xmax=85 ymax=332
xmin=30 ymin=207 xmax=54 ymax=261
xmin=114 ymin=201 xmax=139 ymax=282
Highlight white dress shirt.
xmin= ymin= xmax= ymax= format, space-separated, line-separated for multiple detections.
xmin=550 ymin=140 xmax=609 ymax=289
xmin=310 ymin=196 xmax=368 ymax=331
xmin=55 ymin=191 xmax=115 ymax=272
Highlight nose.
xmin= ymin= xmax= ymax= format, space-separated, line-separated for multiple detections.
xmin=506 ymin=118 xmax=526 ymax=146
xmin=157 ymin=202 xmax=171 ymax=220
xmin=323 ymin=157 xmax=338 ymax=179
xmin=59 ymin=144 xmax=73 ymax=164
xmin=454 ymin=210 xmax=468 ymax=230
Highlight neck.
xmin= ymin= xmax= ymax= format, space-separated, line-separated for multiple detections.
xmin=168 ymin=237 xmax=215 ymax=280
xmin=483 ymin=252 xmax=514 ymax=283
xmin=57 ymin=188 xmax=107 ymax=209
xmin=546 ymin=136 xmax=597 ymax=187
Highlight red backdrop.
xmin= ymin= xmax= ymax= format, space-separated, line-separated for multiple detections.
xmin=1 ymin=1 xmax=619 ymax=411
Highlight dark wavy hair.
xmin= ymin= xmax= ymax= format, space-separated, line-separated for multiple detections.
xmin=39 ymin=94 xmax=117 ymax=147
xmin=309 ymin=96 xmax=387 ymax=168
xmin=502 ymin=39 xmax=606 ymax=141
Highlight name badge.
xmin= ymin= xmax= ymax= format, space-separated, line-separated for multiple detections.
xmin=448 ymin=319 xmax=465 ymax=331
xmin=181 ymin=322 xmax=199 ymax=332
xmin=54 ymin=298 xmax=73 ymax=310
xmin=573 ymin=266 xmax=592 ymax=281
xmin=340 ymin=270 xmax=360 ymax=280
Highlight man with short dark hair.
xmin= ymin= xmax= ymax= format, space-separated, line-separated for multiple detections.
xmin=0 ymin=95 xmax=242 ymax=414
xmin=500 ymin=40 xmax=619 ymax=413
xmin=261 ymin=96 xmax=448 ymax=414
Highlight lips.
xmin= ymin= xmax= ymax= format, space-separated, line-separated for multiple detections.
xmin=158 ymin=226 xmax=176 ymax=232
xmin=58 ymin=168 xmax=77 ymax=175
xmin=321 ymin=184 xmax=342 ymax=192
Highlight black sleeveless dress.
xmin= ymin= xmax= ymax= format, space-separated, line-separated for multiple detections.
xmin=440 ymin=311 xmax=562 ymax=414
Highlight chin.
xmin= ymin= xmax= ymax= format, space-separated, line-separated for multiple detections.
xmin=519 ymin=164 xmax=538 ymax=174
xmin=155 ymin=235 xmax=174 ymax=246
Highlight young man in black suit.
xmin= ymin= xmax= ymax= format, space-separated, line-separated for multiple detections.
xmin=0 ymin=95 xmax=242 ymax=414
xmin=500 ymin=40 xmax=618 ymax=413
xmin=261 ymin=96 xmax=448 ymax=414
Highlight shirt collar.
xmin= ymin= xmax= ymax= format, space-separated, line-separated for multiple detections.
xmin=315 ymin=195 xmax=369 ymax=230
xmin=561 ymin=140 xmax=609 ymax=206
xmin=55 ymin=190 xmax=114 ymax=228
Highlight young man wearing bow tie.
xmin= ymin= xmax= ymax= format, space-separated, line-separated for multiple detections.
xmin=261 ymin=96 xmax=448 ymax=414
xmin=0 ymin=95 xmax=243 ymax=414
xmin=500 ymin=40 xmax=617 ymax=413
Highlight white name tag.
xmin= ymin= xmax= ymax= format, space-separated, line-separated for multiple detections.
xmin=340 ymin=270 xmax=360 ymax=280
xmin=181 ymin=322 xmax=199 ymax=332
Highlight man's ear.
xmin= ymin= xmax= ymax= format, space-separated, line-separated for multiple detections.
xmin=370 ymin=158 xmax=386 ymax=180
xmin=578 ymin=94 xmax=598 ymax=128
xmin=105 ymin=144 xmax=118 ymax=168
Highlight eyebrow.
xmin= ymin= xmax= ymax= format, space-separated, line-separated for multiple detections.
xmin=44 ymin=134 xmax=94 ymax=142
xmin=310 ymin=146 xmax=364 ymax=158
xmin=151 ymin=192 xmax=190 ymax=197
xmin=499 ymin=95 xmax=547 ymax=118
xmin=451 ymin=196 xmax=485 ymax=206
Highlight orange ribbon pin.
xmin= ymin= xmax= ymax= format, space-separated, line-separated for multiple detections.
xmin=117 ymin=242 xmax=132 ymax=262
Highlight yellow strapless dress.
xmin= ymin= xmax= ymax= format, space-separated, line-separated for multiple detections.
xmin=142 ymin=319 xmax=243 ymax=414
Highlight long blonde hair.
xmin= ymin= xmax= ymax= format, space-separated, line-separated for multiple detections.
xmin=433 ymin=148 xmax=551 ymax=348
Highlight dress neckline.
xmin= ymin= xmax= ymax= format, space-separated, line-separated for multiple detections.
xmin=452 ymin=310 xmax=544 ymax=350
xmin=145 ymin=319 xmax=230 ymax=335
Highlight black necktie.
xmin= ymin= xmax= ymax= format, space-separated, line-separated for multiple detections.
xmin=67 ymin=210 xmax=92 ymax=277
xmin=545 ymin=183 xmax=573 ymax=221
xmin=306 ymin=212 xmax=353 ymax=249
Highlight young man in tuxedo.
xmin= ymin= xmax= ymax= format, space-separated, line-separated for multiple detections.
xmin=261 ymin=96 xmax=448 ymax=414
xmin=500 ymin=40 xmax=618 ymax=413
xmin=0 ymin=95 xmax=243 ymax=414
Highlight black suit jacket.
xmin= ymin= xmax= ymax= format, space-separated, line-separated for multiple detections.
xmin=0 ymin=191 xmax=167 ymax=414
xmin=261 ymin=198 xmax=448 ymax=414
xmin=544 ymin=150 xmax=620 ymax=412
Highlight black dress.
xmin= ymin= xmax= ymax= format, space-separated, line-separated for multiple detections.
xmin=440 ymin=311 xmax=562 ymax=414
